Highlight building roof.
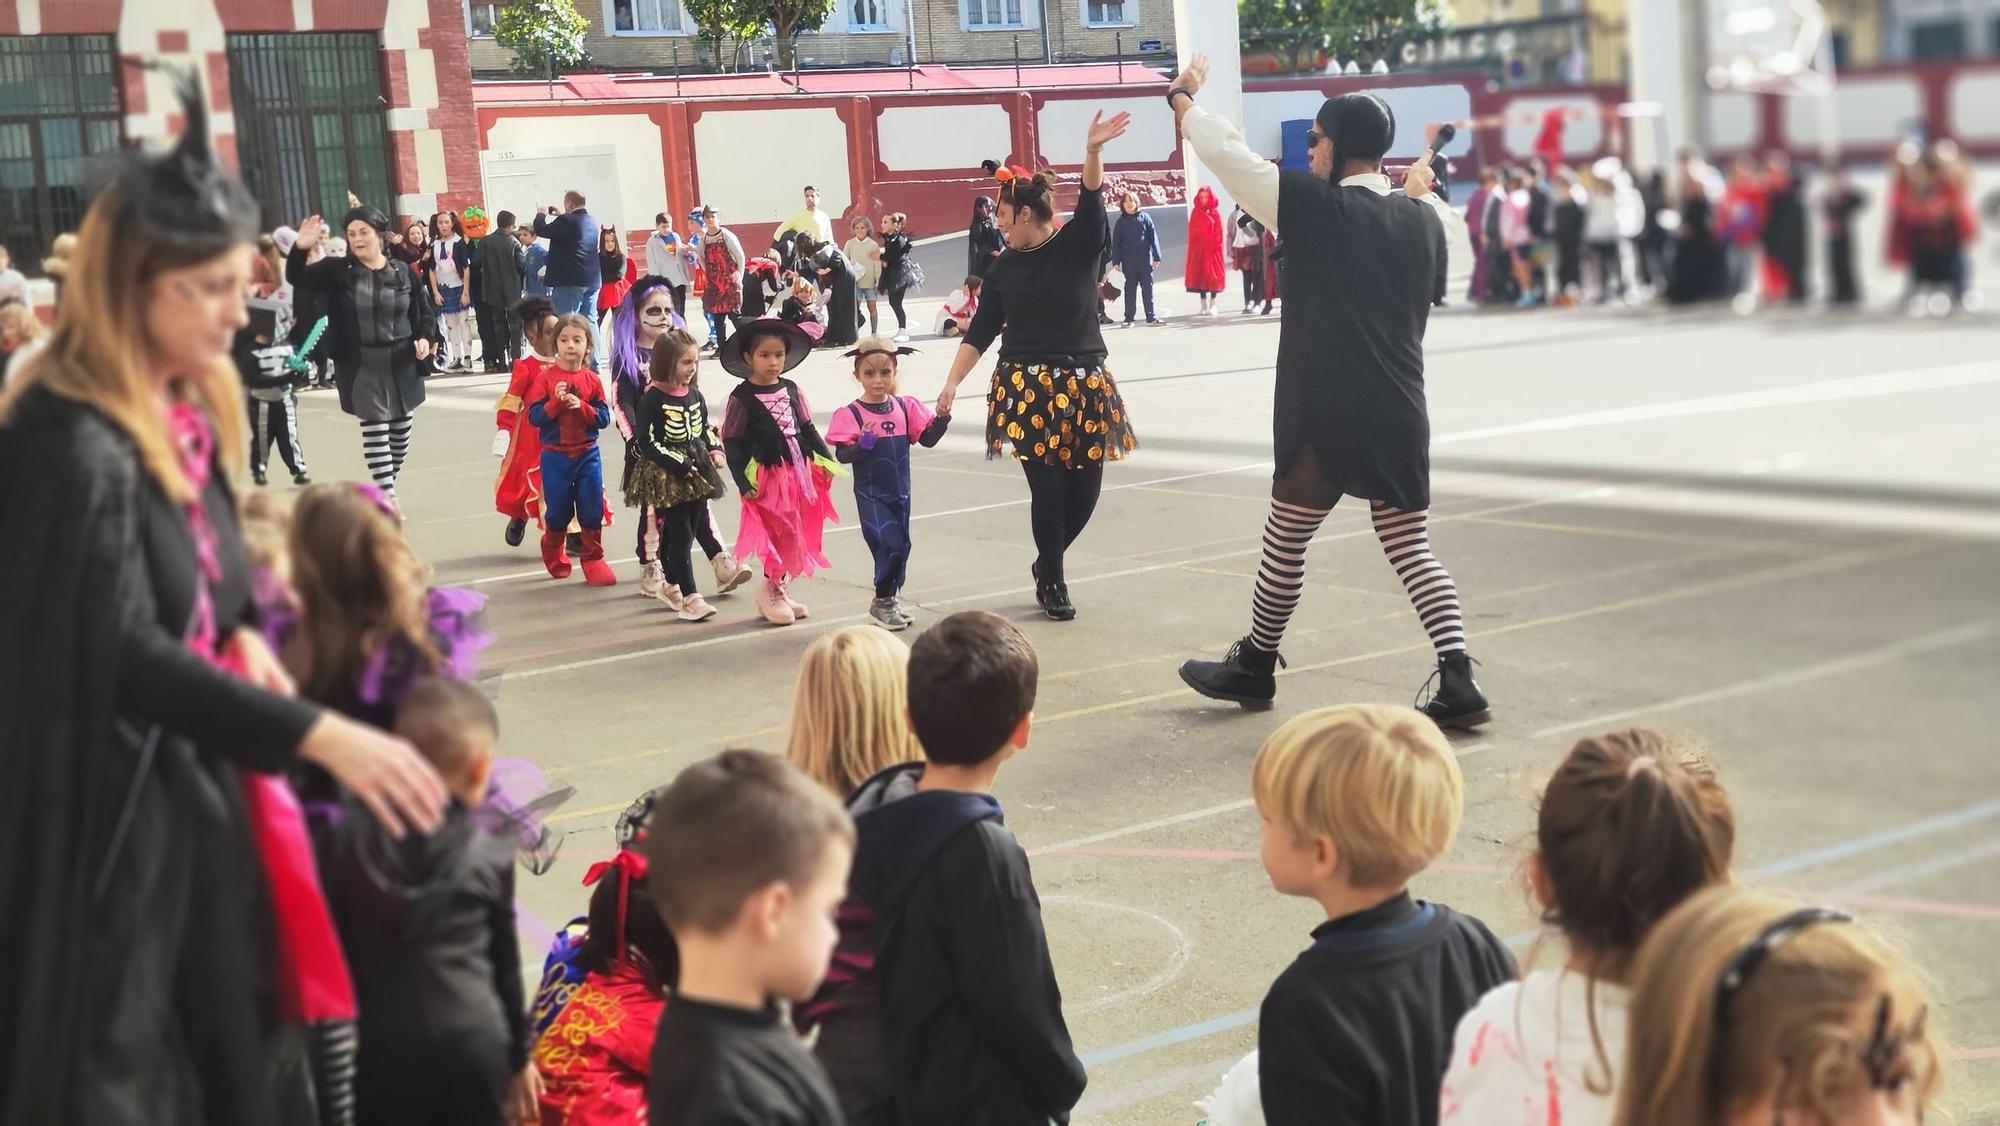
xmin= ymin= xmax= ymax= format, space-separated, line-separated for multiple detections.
xmin=473 ymin=62 xmax=1170 ymax=105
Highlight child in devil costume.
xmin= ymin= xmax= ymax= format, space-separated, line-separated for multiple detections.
xmin=530 ymin=315 xmax=617 ymax=584
xmin=718 ymin=317 xmax=839 ymax=625
xmin=826 ymin=336 xmax=950 ymax=631
xmin=494 ymin=295 xmax=557 ymax=546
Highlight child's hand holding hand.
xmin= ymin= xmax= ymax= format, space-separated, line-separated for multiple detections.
xmin=510 ymin=1065 xmax=543 ymax=1123
xmin=709 ymin=449 xmax=725 ymax=467
xmin=856 ymin=428 xmax=878 ymax=451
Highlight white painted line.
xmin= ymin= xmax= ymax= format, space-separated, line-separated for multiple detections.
xmin=1436 ymin=363 xmax=2000 ymax=446
xmin=1838 ymin=837 xmax=2000 ymax=894
xmin=1531 ymin=622 xmax=1999 ymax=739
xmin=1042 ymin=895 xmax=1194 ymax=1015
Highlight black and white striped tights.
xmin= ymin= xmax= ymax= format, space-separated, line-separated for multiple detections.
xmin=359 ymin=416 xmax=413 ymax=497
xmin=1249 ymin=498 xmax=1467 ymax=657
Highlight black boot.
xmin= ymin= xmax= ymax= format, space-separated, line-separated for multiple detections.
xmin=504 ymin=517 xmax=528 ymax=547
xmin=1036 ymin=581 xmax=1076 ymax=621
xmin=1419 ymin=651 xmax=1491 ymax=730
xmin=252 ymin=467 xmax=268 ymax=487
xmin=1179 ymin=636 xmax=1284 ymax=710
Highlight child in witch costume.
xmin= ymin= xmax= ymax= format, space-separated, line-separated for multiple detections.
xmin=826 ymin=336 xmax=951 ymax=631
xmin=494 ymin=295 xmax=557 ymax=546
xmin=718 ymin=317 xmax=840 ymax=626
xmin=529 ymin=315 xmax=617 ymax=584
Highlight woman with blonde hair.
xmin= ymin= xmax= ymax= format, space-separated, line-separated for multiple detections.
xmin=0 ymin=73 xmax=444 ymax=1125
xmin=784 ymin=625 xmax=922 ymax=796
xmin=1616 ymin=886 xmax=1943 ymax=1126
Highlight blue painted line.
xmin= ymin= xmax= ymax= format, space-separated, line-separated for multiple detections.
xmin=1074 ymin=797 xmax=2000 ymax=1071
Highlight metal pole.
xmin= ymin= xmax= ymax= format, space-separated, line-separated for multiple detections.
xmin=1014 ymin=35 xmax=1022 ymax=88
xmin=673 ymin=42 xmax=681 ymax=97
xmin=1115 ymin=32 xmax=1123 ymax=82
xmin=1039 ymin=0 xmax=1052 ymax=63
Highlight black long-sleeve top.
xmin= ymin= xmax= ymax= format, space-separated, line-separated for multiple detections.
xmin=1258 ymin=892 xmax=1517 ymax=1126
xmin=286 ymin=247 xmax=436 ymax=367
xmin=635 ymin=385 xmax=723 ymax=474
xmin=963 ymin=186 xmax=1108 ymax=366
xmin=720 ymin=379 xmax=833 ymax=495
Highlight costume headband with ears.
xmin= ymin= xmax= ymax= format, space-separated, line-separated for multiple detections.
xmin=981 ymin=159 xmax=1033 ymax=184
xmin=844 ymin=345 xmax=920 ymax=361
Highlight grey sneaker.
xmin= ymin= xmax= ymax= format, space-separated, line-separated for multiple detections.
xmin=869 ymin=596 xmax=910 ymax=631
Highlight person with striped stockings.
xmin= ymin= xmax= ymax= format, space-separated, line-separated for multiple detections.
xmin=1168 ymin=61 xmax=1491 ymax=728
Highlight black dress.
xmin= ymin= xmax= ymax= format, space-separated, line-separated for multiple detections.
xmin=1667 ymin=193 xmax=1724 ymax=304
xmin=812 ymin=245 xmax=860 ymax=348
xmin=0 ymin=390 xmax=321 ymax=1126
xmin=1272 ymin=171 xmax=1448 ymax=510
xmin=967 ymin=216 xmax=1004 ymax=280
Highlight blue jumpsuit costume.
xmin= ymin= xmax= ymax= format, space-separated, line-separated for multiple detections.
xmin=830 ymin=395 xmax=950 ymax=599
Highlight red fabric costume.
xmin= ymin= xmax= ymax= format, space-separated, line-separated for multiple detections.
xmin=533 ymin=962 xmax=663 ymax=1126
xmin=496 ymin=354 xmax=550 ymax=523
xmin=597 ymin=256 xmax=638 ymax=315
xmin=1183 ymin=185 xmax=1228 ymax=292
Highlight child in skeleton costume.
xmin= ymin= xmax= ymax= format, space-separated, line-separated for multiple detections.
xmin=826 ymin=337 xmax=951 ymax=631
xmin=1169 ymin=60 xmax=1491 ymax=727
xmin=624 ymin=326 xmax=726 ymax=622
xmin=237 ymin=295 xmax=311 ymax=486
xmin=718 ymin=317 xmax=840 ymax=626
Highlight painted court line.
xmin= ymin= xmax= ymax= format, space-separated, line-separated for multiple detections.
xmin=1532 ymin=621 xmax=1999 ymax=738
xmin=1839 ymin=837 xmax=2000 ymax=893
xmin=1074 ymin=796 xmax=2000 ymax=1070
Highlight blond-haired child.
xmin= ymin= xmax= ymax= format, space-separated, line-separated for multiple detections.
xmin=826 ymin=336 xmax=951 ymax=630
xmin=1252 ymin=703 xmax=1514 ymax=1126
xmin=646 ymin=750 xmax=854 ymax=1124
xmin=1615 ymin=887 xmax=1942 ymax=1126
xmin=784 ymin=625 xmax=923 ymax=797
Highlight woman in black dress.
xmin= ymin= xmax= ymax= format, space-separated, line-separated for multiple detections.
xmin=288 ymin=208 xmax=437 ymax=501
xmin=805 ymin=235 xmax=860 ymax=348
xmin=0 ymin=74 xmax=444 ymax=1126
xmin=934 ymin=112 xmax=1140 ymax=620
xmin=966 ymin=196 xmax=1004 ymax=280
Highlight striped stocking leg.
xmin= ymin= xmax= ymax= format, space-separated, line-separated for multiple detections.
xmin=359 ymin=420 xmax=397 ymax=496
xmin=386 ymin=416 xmax=413 ymax=478
xmin=1248 ymin=499 xmax=1333 ymax=653
xmin=1371 ymin=502 xmax=1467 ymax=655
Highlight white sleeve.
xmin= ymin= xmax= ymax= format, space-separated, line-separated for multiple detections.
xmin=1181 ymin=103 xmax=1281 ymax=233
xmin=1411 ymin=190 xmax=1459 ymax=235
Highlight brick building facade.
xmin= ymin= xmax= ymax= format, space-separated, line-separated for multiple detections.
xmin=0 ymin=0 xmax=483 ymax=277
xmin=466 ymin=0 xmax=1175 ymax=76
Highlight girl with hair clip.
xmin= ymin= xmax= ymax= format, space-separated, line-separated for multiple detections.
xmin=606 ymin=274 xmax=751 ymax=597
xmin=933 ymin=114 xmax=1141 ymax=622
xmin=783 ymin=626 xmax=924 ymax=797
xmin=533 ymin=845 xmax=680 ymax=1125
xmin=1614 ymin=886 xmax=1943 ymax=1126
xmin=1440 ymin=730 xmax=1738 ymax=1125
xmin=0 ymin=71 xmax=445 ymax=1126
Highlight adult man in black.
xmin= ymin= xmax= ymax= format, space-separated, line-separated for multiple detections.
xmin=534 ymin=190 xmax=600 ymax=318
xmin=1167 ymin=55 xmax=1491 ymax=728
xmin=470 ymin=209 xmax=524 ymax=371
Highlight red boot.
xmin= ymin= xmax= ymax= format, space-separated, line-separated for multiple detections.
xmin=540 ymin=530 xmax=572 ymax=579
xmin=579 ymin=527 xmax=617 ymax=587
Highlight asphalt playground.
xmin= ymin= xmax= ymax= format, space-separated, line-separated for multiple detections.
xmin=282 ymin=225 xmax=2000 ymax=1123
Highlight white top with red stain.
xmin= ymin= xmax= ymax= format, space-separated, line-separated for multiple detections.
xmin=1439 ymin=969 xmax=1629 ymax=1126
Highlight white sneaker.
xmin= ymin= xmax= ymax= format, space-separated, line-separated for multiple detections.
xmin=711 ymin=553 xmax=753 ymax=594
xmin=678 ymin=592 xmax=717 ymax=621
xmin=656 ymin=583 xmax=685 ymax=611
xmin=893 ymin=330 xmax=910 ymax=343
xmin=639 ymin=561 xmax=664 ymax=598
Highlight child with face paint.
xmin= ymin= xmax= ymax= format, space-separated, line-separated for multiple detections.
xmin=824 ymin=337 xmax=952 ymax=630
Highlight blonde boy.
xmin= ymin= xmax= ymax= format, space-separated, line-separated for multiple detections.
xmin=1251 ymin=704 xmax=1515 ymax=1126
xmin=646 ymin=749 xmax=855 ymax=1125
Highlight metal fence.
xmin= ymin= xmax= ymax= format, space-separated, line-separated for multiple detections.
xmin=0 ymin=35 xmax=121 ymax=277
xmin=227 ymin=32 xmax=395 ymax=231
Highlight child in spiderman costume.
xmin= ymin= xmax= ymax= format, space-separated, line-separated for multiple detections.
xmin=825 ymin=336 xmax=951 ymax=631
xmin=529 ymin=315 xmax=616 ymax=584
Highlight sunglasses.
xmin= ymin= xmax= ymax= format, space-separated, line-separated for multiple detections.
xmin=1306 ymin=128 xmax=1327 ymax=148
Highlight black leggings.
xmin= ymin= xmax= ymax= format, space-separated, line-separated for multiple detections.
xmin=1021 ymin=461 xmax=1105 ymax=585
xmin=660 ymin=501 xmax=701 ymax=594
xmin=885 ymin=288 xmax=908 ymax=330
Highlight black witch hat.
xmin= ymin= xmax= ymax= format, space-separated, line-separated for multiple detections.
xmin=114 ymin=65 xmax=262 ymax=265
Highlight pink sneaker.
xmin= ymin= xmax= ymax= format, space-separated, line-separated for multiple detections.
xmin=678 ymin=592 xmax=718 ymax=622
xmin=656 ymin=583 xmax=685 ymax=611
xmin=780 ymin=579 xmax=809 ymax=620
xmin=757 ymin=579 xmax=795 ymax=625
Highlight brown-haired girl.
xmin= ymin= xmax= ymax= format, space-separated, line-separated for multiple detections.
xmin=626 ymin=326 xmax=725 ymax=621
xmin=1441 ymin=729 xmax=1737 ymax=1125
xmin=1615 ymin=887 xmax=1942 ymax=1126
xmin=933 ymin=112 xmax=1141 ymax=621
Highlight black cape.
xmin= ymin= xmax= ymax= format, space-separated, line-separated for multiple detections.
xmin=0 ymin=390 xmax=318 ymax=1125
xmin=1274 ymin=172 xmax=1447 ymax=510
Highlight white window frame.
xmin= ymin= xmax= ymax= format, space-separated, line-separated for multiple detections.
xmin=606 ymin=0 xmax=690 ymax=37
xmin=962 ymin=0 xmax=1036 ymax=32
xmin=466 ymin=0 xmax=502 ymax=38
xmin=843 ymin=0 xmax=897 ymax=34
xmin=1080 ymin=0 xmax=1136 ymax=29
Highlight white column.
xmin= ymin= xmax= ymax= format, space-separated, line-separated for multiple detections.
xmin=1174 ymin=0 xmax=1242 ymax=216
xmin=1626 ymin=0 xmax=1698 ymax=171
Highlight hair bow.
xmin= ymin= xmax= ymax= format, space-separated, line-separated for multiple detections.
xmin=981 ymin=159 xmax=1031 ymax=184
xmin=583 ymin=847 xmax=649 ymax=887
xmin=350 ymin=481 xmax=400 ymax=519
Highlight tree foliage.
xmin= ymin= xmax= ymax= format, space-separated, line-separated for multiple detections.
xmin=765 ymin=0 xmax=835 ymax=68
xmin=1240 ymin=0 xmax=1453 ymax=73
xmin=496 ymin=0 xmax=591 ymax=80
xmin=686 ymin=0 xmax=765 ymax=71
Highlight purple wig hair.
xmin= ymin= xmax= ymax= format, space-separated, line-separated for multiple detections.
xmin=609 ymin=273 xmax=685 ymax=391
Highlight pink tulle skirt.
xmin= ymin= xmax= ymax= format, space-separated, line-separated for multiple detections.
xmin=735 ymin=459 xmax=838 ymax=579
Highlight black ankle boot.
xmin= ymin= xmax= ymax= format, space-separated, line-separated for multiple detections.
xmin=1419 ymin=651 xmax=1491 ymax=730
xmin=504 ymin=517 xmax=528 ymax=547
xmin=1036 ymin=581 xmax=1076 ymax=621
xmin=1179 ymin=636 xmax=1285 ymax=710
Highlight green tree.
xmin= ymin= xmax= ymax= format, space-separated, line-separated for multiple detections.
xmin=496 ymin=0 xmax=591 ymax=89
xmin=686 ymin=0 xmax=765 ymax=71
xmin=1322 ymin=0 xmax=1451 ymax=68
xmin=763 ymin=0 xmax=835 ymax=68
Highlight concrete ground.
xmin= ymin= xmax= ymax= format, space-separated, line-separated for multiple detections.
xmin=286 ymin=251 xmax=2000 ymax=1122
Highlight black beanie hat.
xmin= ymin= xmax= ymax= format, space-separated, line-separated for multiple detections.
xmin=1314 ymin=93 xmax=1397 ymax=166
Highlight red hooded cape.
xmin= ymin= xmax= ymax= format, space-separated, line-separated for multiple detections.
xmin=1184 ymin=186 xmax=1229 ymax=292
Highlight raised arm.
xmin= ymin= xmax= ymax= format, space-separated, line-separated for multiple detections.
xmin=1170 ymin=55 xmax=1280 ymax=231
xmin=1082 ymin=109 xmax=1131 ymax=192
